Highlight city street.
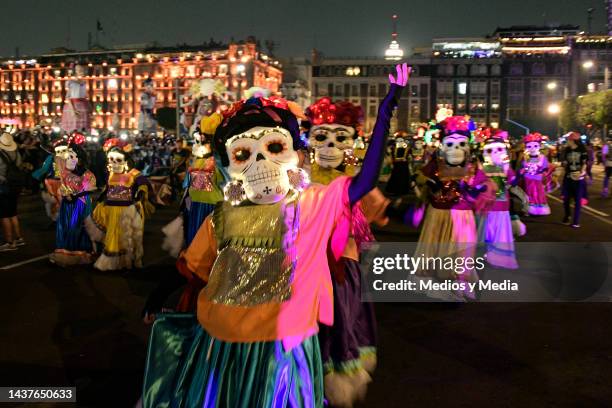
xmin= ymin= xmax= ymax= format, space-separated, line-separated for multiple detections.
xmin=1 ymin=167 xmax=611 ymax=407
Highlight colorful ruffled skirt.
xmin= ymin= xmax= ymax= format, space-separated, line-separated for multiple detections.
xmin=476 ymin=211 xmax=518 ymax=269
xmin=142 ymin=314 xmax=324 ymax=408
xmin=318 ymin=258 xmax=376 ymax=407
xmin=85 ymin=203 xmax=144 ymax=271
xmin=51 ymin=195 xmax=94 ymax=266
xmin=523 ymin=176 xmax=550 ymax=215
xmin=413 ymin=206 xmax=479 ymax=299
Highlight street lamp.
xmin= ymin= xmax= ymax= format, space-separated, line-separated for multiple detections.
xmin=547 ymin=81 xmax=558 ymax=90
xmin=547 ymin=103 xmax=561 ymax=115
xmin=582 ymin=60 xmax=595 ymax=70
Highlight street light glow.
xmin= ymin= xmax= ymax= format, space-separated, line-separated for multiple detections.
xmin=547 ymin=103 xmax=561 ymax=114
xmin=582 ymin=60 xmax=595 ymax=69
xmin=547 ymin=81 xmax=558 ymax=90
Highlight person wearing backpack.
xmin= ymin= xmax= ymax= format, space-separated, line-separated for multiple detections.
xmin=0 ymin=132 xmax=26 ymax=251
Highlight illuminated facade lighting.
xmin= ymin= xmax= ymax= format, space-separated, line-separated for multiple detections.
xmin=385 ymin=15 xmax=404 ymax=60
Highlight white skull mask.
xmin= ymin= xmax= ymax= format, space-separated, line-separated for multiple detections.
xmin=483 ymin=142 xmax=508 ymax=167
xmin=525 ymin=141 xmax=541 ymax=158
xmin=226 ymin=126 xmax=299 ymax=205
xmin=65 ymin=149 xmax=79 ymax=170
xmin=441 ymin=134 xmax=469 ymax=166
xmin=308 ymin=124 xmax=355 ymax=168
xmin=108 ymin=151 xmax=128 ymax=174
xmin=192 ymin=133 xmax=211 ymax=158
xmin=54 ymin=145 xmax=68 ymax=157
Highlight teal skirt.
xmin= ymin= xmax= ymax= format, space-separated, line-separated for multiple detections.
xmin=143 ymin=314 xmax=324 ymax=408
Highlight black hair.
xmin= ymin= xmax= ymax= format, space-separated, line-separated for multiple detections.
xmin=214 ymin=99 xmax=303 ymax=166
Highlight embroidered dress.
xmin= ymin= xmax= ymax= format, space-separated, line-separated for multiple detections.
xmin=144 ymin=177 xmax=353 ymax=408
xmin=86 ymin=169 xmax=153 ymax=271
xmin=520 ymin=155 xmax=551 ymax=215
xmin=50 ymin=167 xmax=97 ymax=266
xmin=476 ymin=165 xmax=519 ymax=269
xmin=415 ymin=158 xmax=493 ymax=298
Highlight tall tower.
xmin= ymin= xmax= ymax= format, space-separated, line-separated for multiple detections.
xmin=385 ymin=14 xmax=404 ymax=60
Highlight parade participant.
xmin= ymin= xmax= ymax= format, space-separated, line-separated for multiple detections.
xmin=409 ymin=127 xmax=428 ymax=174
xmin=601 ymin=136 xmax=612 ymax=198
xmin=141 ymin=63 xmax=408 ymax=408
xmin=415 ymin=116 xmax=495 ymax=299
xmin=50 ymin=133 xmax=97 ymax=266
xmin=138 ymin=78 xmax=157 ymax=135
xmin=61 ymin=64 xmax=90 ymax=133
xmin=306 ymin=95 xmax=394 ymax=406
xmin=561 ymin=132 xmax=588 ymax=228
xmin=0 ymin=132 xmax=25 ymax=252
xmin=478 ymin=130 xmax=519 ymax=269
xmin=385 ymin=130 xmax=412 ymax=196
xmin=33 ymin=138 xmax=70 ymax=222
xmin=85 ymin=139 xmax=154 ymax=271
xmin=161 ymin=113 xmax=225 ymax=256
xmin=519 ymin=132 xmax=551 ymax=216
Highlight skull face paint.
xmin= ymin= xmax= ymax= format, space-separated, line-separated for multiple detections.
xmin=308 ymin=124 xmax=355 ymax=169
xmin=441 ymin=134 xmax=469 ymax=166
xmin=55 ymin=145 xmax=68 ymax=157
xmin=525 ymin=141 xmax=541 ymax=158
xmin=65 ymin=149 xmax=79 ymax=171
xmin=483 ymin=142 xmax=508 ymax=167
xmin=226 ymin=126 xmax=299 ymax=205
xmin=108 ymin=151 xmax=128 ymax=174
xmin=192 ymin=132 xmax=211 ymax=158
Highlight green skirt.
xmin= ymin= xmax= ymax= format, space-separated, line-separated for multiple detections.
xmin=143 ymin=314 xmax=324 ymax=408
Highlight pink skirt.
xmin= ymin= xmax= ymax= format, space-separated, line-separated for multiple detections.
xmin=61 ymin=99 xmax=90 ymax=133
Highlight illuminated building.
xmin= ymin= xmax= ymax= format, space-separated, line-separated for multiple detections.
xmin=384 ymin=15 xmax=404 ymax=61
xmin=432 ymin=38 xmax=501 ymax=59
xmin=310 ymin=53 xmax=431 ymax=134
xmin=0 ymin=37 xmax=282 ymax=130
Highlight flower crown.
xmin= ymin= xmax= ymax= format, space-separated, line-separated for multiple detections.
xmin=523 ymin=132 xmax=543 ymax=143
xmin=103 ymin=138 xmax=132 ymax=153
xmin=441 ymin=116 xmax=473 ymax=134
xmin=305 ymin=97 xmax=363 ymax=128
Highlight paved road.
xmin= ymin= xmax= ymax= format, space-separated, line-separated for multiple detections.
xmin=0 ymin=169 xmax=611 ymax=407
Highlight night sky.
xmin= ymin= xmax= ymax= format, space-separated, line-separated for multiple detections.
xmin=0 ymin=0 xmax=606 ymax=58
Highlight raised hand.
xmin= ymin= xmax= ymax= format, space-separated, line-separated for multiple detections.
xmin=389 ymin=63 xmax=410 ymax=87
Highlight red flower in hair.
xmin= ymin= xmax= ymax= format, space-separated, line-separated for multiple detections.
xmin=103 ymin=138 xmax=127 ymax=152
xmin=523 ymin=132 xmax=543 ymax=143
xmin=261 ymin=96 xmax=289 ymax=111
xmin=306 ymin=98 xmax=362 ymax=127
xmin=442 ymin=116 xmax=471 ymax=133
xmin=69 ymin=132 xmax=86 ymax=145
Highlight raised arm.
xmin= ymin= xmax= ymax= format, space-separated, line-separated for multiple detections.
xmin=348 ymin=63 xmax=409 ymax=205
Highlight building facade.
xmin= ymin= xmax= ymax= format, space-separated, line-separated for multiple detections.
xmin=310 ymin=54 xmax=432 ymax=134
xmin=0 ymin=37 xmax=282 ymax=130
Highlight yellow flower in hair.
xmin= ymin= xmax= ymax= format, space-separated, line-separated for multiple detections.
xmin=201 ymin=113 xmax=223 ymax=135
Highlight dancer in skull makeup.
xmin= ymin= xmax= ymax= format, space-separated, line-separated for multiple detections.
xmin=33 ymin=139 xmax=70 ymax=222
xmin=141 ymin=63 xmax=408 ymax=408
xmin=477 ymin=130 xmax=519 ymax=269
xmin=50 ymin=133 xmax=97 ymax=266
xmin=519 ymin=133 xmax=551 ymax=216
xmin=561 ymin=132 xmax=588 ymax=228
xmin=414 ymin=116 xmax=495 ymax=299
xmin=85 ymin=139 xmax=154 ymax=271
xmin=306 ymin=94 xmax=396 ymax=406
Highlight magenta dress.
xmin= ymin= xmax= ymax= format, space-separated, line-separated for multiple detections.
xmin=520 ymin=155 xmax=551 ymax=215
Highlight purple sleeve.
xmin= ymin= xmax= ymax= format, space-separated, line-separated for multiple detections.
xmin=348 ymin=84 xmax=404 ymax=205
